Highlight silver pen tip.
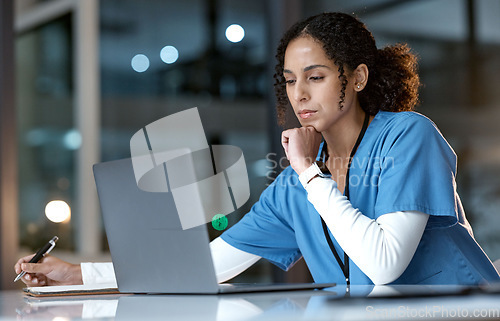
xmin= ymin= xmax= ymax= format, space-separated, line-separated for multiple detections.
xmin=14 ymin=273 xmax=23 ymax=282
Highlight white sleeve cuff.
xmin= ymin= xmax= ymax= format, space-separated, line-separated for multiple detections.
xmin=210 ymin=237 xmax=261 ymax=283
xmin=81 ymin=262 xmax=117 ymax=286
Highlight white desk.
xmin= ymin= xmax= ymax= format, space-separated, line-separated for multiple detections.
xmin=3 ymin=285 xmax=500 ymax=320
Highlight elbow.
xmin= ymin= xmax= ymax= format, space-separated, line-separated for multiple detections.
xmin=370 ymin=274 xmax=397 ymax=286
xmin=362 ymin=242 xmax=413 ymax=285
xmin=364 ymin=252 xmax=408 ymax=285
xmin=366 ymin=266 xmax=406 ymax=286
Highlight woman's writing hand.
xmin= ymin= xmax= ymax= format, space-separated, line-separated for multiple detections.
xmin=14 ymin=254 xmax=83 ymax=286
xmin=281 ymin=127 xmax=323 ymax=175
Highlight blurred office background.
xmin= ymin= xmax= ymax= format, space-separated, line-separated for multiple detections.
xmin=1 ymin=0 xmax=500 ymax=288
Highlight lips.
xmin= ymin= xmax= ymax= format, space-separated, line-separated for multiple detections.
xmin=298 ymin=109 xmax=317 ymax=119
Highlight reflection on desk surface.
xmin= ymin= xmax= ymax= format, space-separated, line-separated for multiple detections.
xmin=9 ymin=284 xmax=500 ymax=321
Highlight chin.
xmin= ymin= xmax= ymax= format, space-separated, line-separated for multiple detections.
xmin=301 ymin=120 xmax=323 ymax=131
xmin=299 ymin=120 xmax=316 ymax=130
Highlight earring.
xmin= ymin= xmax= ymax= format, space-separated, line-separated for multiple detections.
xmin=356 ymin=83 xmax=362 ymax=89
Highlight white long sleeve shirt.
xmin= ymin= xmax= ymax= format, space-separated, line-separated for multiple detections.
xmin=302 ymin=175 xmax=428 ymax=285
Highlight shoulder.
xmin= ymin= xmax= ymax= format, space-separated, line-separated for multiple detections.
xmin=373 ymin=111 xmax=447 ymax=145
xmin=372 ymin=111 xmax=456 ymax=163
xmin=377 ymin=111 xmax=440 ymax=133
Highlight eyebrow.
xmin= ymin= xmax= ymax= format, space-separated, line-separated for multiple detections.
xmin=283 ymin=64 xmax=331 ymax=74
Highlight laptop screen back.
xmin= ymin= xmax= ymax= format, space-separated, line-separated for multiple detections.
xmin=93 ymin=158 xmax=219 ymax=294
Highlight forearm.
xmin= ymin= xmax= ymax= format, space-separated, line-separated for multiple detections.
xmin=304 ymin=177 xmax=429 ymax=285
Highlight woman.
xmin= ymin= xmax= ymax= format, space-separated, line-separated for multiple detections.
xmin=15 ymin=12 xmax=500 ymax=286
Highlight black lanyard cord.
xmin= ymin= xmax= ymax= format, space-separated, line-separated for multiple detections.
xmin=321 ymin=112 xmax=370 ymax=285
xmin=321 ymin=219 xmax=349 ymax=281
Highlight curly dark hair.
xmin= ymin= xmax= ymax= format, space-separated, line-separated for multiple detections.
xmin=273 ymin=12 xmax=420 ymax=126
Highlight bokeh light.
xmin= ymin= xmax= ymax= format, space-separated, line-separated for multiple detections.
xmin=63 ymin=129 xmax=82 ymax=150
xmin=131 ymin=54 xmax=150 ymax=72
xmin=225 ymin=24 xmax=245 ymax=43
xmin=45 ymin=200 xmax=71 ymax=223
xmin=160 ymin=45 xmax=179 ymax=64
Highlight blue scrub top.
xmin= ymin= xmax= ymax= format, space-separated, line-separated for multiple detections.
xmin=221 ymin=111 xmax=500 ymax=285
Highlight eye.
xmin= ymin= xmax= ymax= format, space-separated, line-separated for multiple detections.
xmin=309 ymin=76 xmax=324 ymax=81
xmin=285 ymin=79 xmax=296 ymax=85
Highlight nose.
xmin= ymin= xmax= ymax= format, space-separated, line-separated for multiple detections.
xmin=290 ymin=81 xmax=309 ymax=103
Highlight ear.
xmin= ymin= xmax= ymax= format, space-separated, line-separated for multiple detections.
xmin=353 ymin=64 xmax=369 ymax=92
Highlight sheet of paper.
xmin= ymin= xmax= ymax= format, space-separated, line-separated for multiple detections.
xmin=24 ymin=283 xmax=119 ymax=297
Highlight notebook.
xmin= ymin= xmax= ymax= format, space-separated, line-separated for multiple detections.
xmin=93 ymin=157 xmax=335 ymax=294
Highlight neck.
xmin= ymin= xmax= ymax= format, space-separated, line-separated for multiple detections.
xmin=323 ymin=107 xmax=368 ymax=160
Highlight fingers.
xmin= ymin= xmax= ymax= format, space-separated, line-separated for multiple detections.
xmin=14 ymin=254 xmax=50 ymax=286
xmin=14 ymin=254 xmax=35 ymax=274
xmin=21 ymin=255 xmax=54 ymax=275
xmin=20 ymin=273 xmax=48 ymax=286
xmin=281 ymin=127 xmax=323 ymax=174
xmin=281 ymin=131 xmax=290 ymax=156
xmin=21 ymin=262 xmax=49 ymax=275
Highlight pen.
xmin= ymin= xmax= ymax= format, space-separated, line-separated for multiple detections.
xmin=14 ymin=236 xmax=59 ymax=282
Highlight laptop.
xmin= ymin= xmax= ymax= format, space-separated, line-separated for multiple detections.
xmin=93 ymin=157 xmax=335 ymax=294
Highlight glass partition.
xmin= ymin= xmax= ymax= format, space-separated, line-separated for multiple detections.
xmin=16 ymin=14 xmax=76 ymax=251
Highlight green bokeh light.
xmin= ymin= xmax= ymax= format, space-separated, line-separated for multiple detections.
xmin=212 ymin=214 xmax=228 ymax=231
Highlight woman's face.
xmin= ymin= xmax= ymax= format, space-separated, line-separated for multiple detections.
xmin=283 ymin=36 xmax=358 ymax=132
